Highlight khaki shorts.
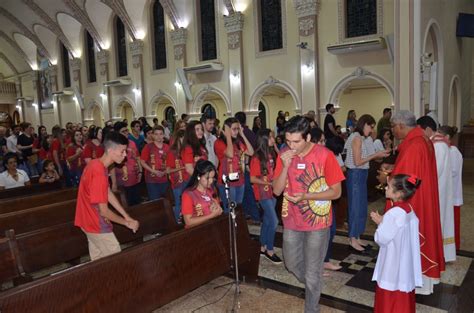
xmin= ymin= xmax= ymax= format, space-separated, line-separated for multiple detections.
xmin=84 ymin=231 xmax=121 ymax=261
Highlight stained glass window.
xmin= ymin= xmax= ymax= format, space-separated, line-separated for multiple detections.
xmin=116 ymin=17 xmax=128 ymax=77
xmin=346 ymin=0 xmax=377 ymax=38
xmin=202 ymin=103 xmax=216 ymax=119
xmin=85 ymin=31 xmax=97 ymax=83
xmin=199 ymin=0 xmax=217 ymax=61
xmin=153 ymin=1 xmax=167 ymax=70
xmin=165 ymin=106 xmax=176 ymax=132
xmin=61 ymin=43 xmax=71 ymax=88
xmin=260 ymin=0 xmax=283 ymax=51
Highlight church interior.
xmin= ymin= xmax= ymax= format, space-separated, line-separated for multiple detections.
xmin=0 ymin=0 xmax=474 ymax=312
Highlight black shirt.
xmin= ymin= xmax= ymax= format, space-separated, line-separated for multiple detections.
xmin=324 ymin=114 xmax=336 ymax=139
xmin=17 ymin=134 xmax=34 ymax=158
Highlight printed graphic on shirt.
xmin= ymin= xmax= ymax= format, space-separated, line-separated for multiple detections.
xmin=282 ymin=163 xmax=331 ymax=227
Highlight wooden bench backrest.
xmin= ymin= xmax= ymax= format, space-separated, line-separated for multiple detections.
xmin=0 ymin=181 xmax=62 ymax=200
xmin=0 ymin=211 xmax=259 ymax=313
xmin=13 ymin=199 xmax=179 ymax=274
xmin=0 ymin=188 xmax=77 ymax=214
xmin=0 ymin=237 xmax=21 ymax=284
xmin=0 ymin=199 xmax=77 ymax=235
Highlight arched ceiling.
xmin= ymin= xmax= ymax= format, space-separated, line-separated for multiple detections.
xmin=0 ymin=0 xmax=195 ymax=78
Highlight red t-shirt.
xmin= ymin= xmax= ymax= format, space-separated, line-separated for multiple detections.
xmin=274 ymin=144 xmax=345 ymax=231
xmin=74 ymin=159 xmax=112 ymax=233
xmin=182 ymin=188 xmax=216 ymax=228
xmin=115 ymin=140 xmax=141 ymax=187
xmin=83 ymin=141 xmax=104 ymax=160
xmin=166 ymin=150 xmax=190 ymax=188
xmin=38 ymin=147 xmax=52 ymax=161
xmin=66 ymin=144 xmax=85 ymax=172
xmin=250 ymin=155 xmax=275 ymax=201
xmin=141 ymin=142 xmax=169 ymax=183
xmin=214 ymin=139 xmax=246 ymax=186
xmin=51 ymin=138 xmax=65 ymax=163
xmin=181 ymin=145 xmax=208 ymax=167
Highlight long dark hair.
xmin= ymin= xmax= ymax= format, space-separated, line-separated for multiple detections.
xmin=89 ymin=126 xmax=102 ymax=141
xmin=183 ymin=121 xmax=207 ymax=156
xmin=170 ymin=129 xmax=185 ymax=155
xmin=37 ymin=125 xmax=47 ymax=148
xmin=377 ymin=127 xmax=393 ymax=142
xmin=185 ymin=160 xmax=216 ymax=190
xmin=354 ymin=114 xmax=376 ymax=136
xmin=41 ymin=134 xmax=52 ymax=151
xmin=51 ymin=125 xmax=64 ymax=149
xmin=218 ymin=117 xmax=241 ymax=146
xmin=255 ymin=129 xmax=276 ymax=175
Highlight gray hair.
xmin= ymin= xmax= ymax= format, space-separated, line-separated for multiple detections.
xmin=391 ymin=110 xmax=416 ymax=127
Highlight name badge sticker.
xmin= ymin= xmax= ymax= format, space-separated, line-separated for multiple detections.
xmin=297 ymin=163 xmax=306 ymax=170
xmin=202 ymin=195 xmax=211 ymax=201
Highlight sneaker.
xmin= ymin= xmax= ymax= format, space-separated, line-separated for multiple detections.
xmin=260 ymin=250 xmax=266 ymax=256
xmin=264 ymin=252 xmax=283 ymax=264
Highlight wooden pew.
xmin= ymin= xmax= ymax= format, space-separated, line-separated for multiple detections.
xmin=4 ymin=199 xmax=179 ymax=278
xmin=0 ymin=211 xmax=259 ymax=313
xmin=0 ymin=181 xmax=62 ymax=200
xmin=0 ymin=199 xmax=77 ymax=235
xmin=0 ymin=188 xmax=77 ymax=215
xmin=0 ymin=237 xmax=22 ymax=286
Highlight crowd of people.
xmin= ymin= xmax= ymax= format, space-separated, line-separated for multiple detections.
xmin=0 ymin=105 xmax=464 ymax=313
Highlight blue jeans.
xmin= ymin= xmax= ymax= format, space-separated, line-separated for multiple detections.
xmin=69 ymin=169 xmax=83 ymax=187
xmin=347 ymin=168 xmax=368 ymax=238
xmin=62 ymin=163 xmax=73 ymax=187
xmin=124 ymin=183 xmax=142 ymax=207
xmin=324 ymin=206 xmax=337 ymax=262
xmin=218 ymin=184 xmax=245 ymax=213
xmin=283 ymin=228 xmax=329 ymax=313
xmin=172 ymin=182 xmax=188 ymax=222
xmin=242 ymin=171 xmax=261 ymax=222
xmin=259 ymin=198 xmax=278 ymax=251
xmin=146 ymin=182 xmax=169 ymax=201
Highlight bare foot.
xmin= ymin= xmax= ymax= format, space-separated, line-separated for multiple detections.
xmin=324 ymin=262 xmax=342 ymax=271
xmin=323 ymin=271 xmax=331 ymax=277
xmin=349 ymin=238 xmax=365 ymax=251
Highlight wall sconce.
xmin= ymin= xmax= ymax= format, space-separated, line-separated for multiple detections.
xmin=301 ymin=63 xmax=314 ymax=74
xmin=174 ymin=81 xmax=181 ymax=88
xmin=100 ymin=93 xmax=107 ymax=99
xmin=32 ymin=103 xmax=38 ymax=108
xmin=73 ymin=96 xmax=78 ymax=102
xmin=16 ymin=105 xmax=21 ymax=110
xmin=132 ymin=88 xmax=140 ymax=95
xmin=230 ymin=71 xmax=240 ymax=84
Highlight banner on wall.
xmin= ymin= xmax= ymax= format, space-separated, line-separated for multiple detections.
xmin=38 ymin=56 xmax=52 ymax=110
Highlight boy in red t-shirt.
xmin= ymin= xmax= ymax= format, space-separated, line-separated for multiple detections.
xmin=273 ymin=116 xmax=345 ymax=313
xmin=75 ymin=131 xmax=139 ymax=261
xmin=140 ymin=126 xmax=170 ymax=200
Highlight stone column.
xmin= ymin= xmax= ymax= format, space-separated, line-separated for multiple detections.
xmin=70 ymin=58 xmax=83 ymax=122
xmin=27 ymin=72 xmax=41 ymax=126
xmin=294 ymin=0 xmax=319 ymax=119
xmin=129 ymin=40 xmax=145 ymax=117
xmin=170 ymin=28 xmax=188 ymax=116
xmin=224 ymin=12 xmax=244 ymax=114
xmin=97 ymin=50 xmax=111 ymax=120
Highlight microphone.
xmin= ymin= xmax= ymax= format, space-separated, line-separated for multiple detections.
xmin=222 ymin=173 xmax=239 ymax=183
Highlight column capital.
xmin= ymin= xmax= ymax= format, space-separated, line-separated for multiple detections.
xmin=70 ymin=58 xmax=82 ymax=71
xmin=129 ymin=40 xmax=144 ymax=56
xmin=224 ymin=12 xmax=244 ymax=33
xmin=170 ymin=28 xmax=188 ymax=45
xmin=294 ymin=0 xmax=319 ymax=18
xmin=97 ymin=50 xmax=109 ymax=64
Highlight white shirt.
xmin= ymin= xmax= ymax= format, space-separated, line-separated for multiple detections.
xmin=344 ymin=133 xmax=370 ymax=169
xmin=0 ymin=169 xmax=30 ymax=189
xmin=373 ymin=139 xmax=385 ymax=152
xmin=372 ymin=206 xmax=422 ymax=292
xmin=164 ymin=127 xmax=171 ymax=140
xmin=450 ymin=146 xmax=463 ymax=206
xmin=6 ymin=135 xmax=18 ymax=153
xmin=204 ymin=132 xmax=218 ymax=168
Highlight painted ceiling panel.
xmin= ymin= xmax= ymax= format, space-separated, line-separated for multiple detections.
xmin=0 ymin=58 xmax=15 ymax=77
xmin=1 ymin=0 xmax=44 ymax=32
xmin=85 ymin=0 xmax=113 ymax=49
xmin=34 ymin=24 xmax=59 ymax=64
xmin=123 ymin=0 xmax=148 ymax=39
xmin=57 ymin=13 xmax=83 ymax=57
xmin=13 ymin=33 xmax=38 ymax=68
xmin=0 ymin=37 xmax=31 ymax=73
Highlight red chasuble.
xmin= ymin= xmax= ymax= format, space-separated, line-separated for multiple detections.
xmin=385 ymin=127 xmax=445 ymax=279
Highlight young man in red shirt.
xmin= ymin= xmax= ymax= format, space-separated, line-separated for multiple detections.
xmin=273 ymin=116 xmax=345 ymax=313
xmin=75 ymin=131 xmax=139 ymax=261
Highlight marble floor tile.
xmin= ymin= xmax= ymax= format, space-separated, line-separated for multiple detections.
xmin=440 ymin=256 xmax=472 ymax=286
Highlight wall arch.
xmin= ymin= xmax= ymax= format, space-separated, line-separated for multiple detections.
xmin=191 ymin=85 xmax=231 ymax=114
xmin=328 ymin=67 xmax=394 ymax=107
xmin=248 ymin=76 xmax=301 ymax=112
xmin=422 ymin=18 xmax=444 ymax=123
xmin=149 ymin=90 xmax=177 ymax=112
xmin=112 ymin=96 xmax=136 ymax=118
xmin=448 ymin=75 xmax=461 ymax=129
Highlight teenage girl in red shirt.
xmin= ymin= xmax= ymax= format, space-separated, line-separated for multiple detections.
xmin=181 ymin=120 xmax=208 ymax=176
xmin=181 ymin=159 xmax=223 ymax=228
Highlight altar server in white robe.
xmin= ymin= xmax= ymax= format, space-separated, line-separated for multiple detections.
xmin=370 ymin=174 xmax=422 ymax=313
xmin=417 ymin=116 xmax=456 ymax=262
xmin=439 ymin=125 xmax=463 ymax=250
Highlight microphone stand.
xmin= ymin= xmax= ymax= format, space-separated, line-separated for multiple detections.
xmin=214 ymin=175 xmax=240 ymax=312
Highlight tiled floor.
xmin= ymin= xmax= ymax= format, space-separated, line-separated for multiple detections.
xmin=157 ymin=159 xmax=474 ymax=312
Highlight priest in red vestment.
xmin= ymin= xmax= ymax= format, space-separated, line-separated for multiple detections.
xmin=378 ymin=110 xmax=444 ymax=295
